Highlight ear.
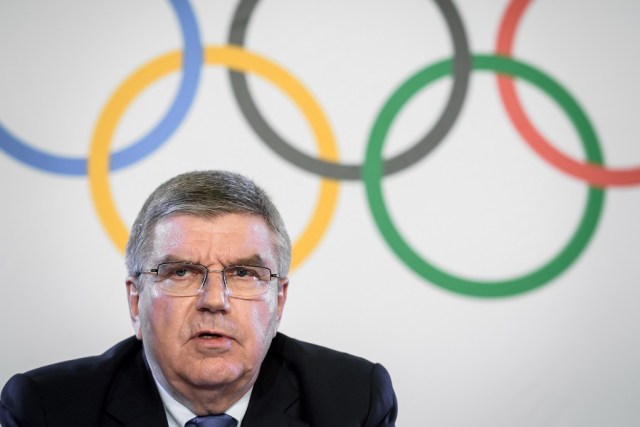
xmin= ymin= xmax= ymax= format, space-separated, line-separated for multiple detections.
xmin=275 ymin=277 xmax=289 ymax=327
xmin=126 ymin=277 xmax=143 ymax=340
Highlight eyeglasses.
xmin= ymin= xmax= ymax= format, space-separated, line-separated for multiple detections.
xmin=137 ymin=262 xmax=279 ymax=298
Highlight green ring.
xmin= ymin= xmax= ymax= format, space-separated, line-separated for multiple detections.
xmin=363 ymin=54 xmax=605 ymax=297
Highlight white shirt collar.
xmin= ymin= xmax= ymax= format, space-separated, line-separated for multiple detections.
xmin=153 ymin=378 xmax=252 ymax=427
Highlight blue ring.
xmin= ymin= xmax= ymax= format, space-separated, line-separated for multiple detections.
xmin=0 ymin=0 xmax=202 ymax=175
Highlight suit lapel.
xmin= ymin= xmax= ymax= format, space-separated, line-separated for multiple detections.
xmin=243 ymin=335 xmax=309 ymax=427
xmin=245 ymin=410 xmax=309 ymax=427
xmin=104 ymin=347 xmax=168 ymax=427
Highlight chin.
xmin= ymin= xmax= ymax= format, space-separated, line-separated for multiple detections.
xmin=187 ymin=359 xmax=248 ymax=387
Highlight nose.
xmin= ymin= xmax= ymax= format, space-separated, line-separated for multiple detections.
xmin=195 ymin=270 xmax=230 ymax=312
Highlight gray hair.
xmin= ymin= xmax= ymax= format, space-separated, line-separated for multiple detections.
xmin=125 ymin=170 xmax=291 ymax=279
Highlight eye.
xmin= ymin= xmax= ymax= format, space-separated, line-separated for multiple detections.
xmin=174 ymin=268 xmax=189 ymax=277
xmin=158 ymin=263 xmax=202 ymax=280
xmin=235 ymin=267 xmax=250 ymax=278
xmin=227 ymin=266 xmax=261 ymax=280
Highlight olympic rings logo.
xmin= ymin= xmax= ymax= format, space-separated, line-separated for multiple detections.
xmin=1 ymin=0 xmax=636 ymax=297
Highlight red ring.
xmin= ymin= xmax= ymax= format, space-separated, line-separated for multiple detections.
xmin=496 ymin=0 xmax=640 ymax=187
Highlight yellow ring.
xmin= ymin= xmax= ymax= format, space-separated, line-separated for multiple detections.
xmin=88 ymin=45 xmax=340 ymax=271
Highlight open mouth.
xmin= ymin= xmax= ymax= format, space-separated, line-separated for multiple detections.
xmin=197 ymin=332 xmax=224 ymax=339
xmin=192 ymin=331 xmax=231 ymax=349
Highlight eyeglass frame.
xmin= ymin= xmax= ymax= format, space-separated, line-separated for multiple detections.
xmin=135 ymin=261 xmax=280 ymax=298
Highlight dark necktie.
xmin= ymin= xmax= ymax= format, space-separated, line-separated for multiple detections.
xmin=184 ymin=414 xmax=238 ymax=427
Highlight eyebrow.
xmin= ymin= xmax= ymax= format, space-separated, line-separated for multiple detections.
xmin=157 ymin=254 xmax=190 ymax=264
xmin=221 ymin=254 xmax=266 ymax=268
xmin=156 ymin=254 xmax=268 ymax=268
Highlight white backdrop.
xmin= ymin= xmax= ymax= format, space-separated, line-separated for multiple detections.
xmin=1 ymin=1 xmax=639 ymax=425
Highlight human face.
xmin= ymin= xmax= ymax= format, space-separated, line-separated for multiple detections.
xmin=126 ymin=213 xmax=288 ymax=409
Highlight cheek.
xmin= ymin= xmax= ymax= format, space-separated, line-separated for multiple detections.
xmin=243 ymin=295 xmax=280 ymax=343
xmin=139 ymin=291 xmax=190 ymax=342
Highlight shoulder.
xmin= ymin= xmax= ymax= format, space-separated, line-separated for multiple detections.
xmin=8 ymin=336 xmax=141 ymax=392
xmin=272 ymin=332 xmax=379 ymax=376
xmin=0 ymin=336 xmax=144 ymax=425
xmin=264 ymin=333 xmax=398 ymax=425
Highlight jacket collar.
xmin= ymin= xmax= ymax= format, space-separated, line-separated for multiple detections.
xmin=105 ymin=343 xmax=168 ymax=426
xmin=242 ymin=333 xmax=309 ymax=427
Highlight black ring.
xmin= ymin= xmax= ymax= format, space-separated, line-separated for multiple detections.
xmin=228 ymin=0 xmax=471 ymax=180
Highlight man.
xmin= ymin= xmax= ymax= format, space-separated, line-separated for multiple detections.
xmin=0 ymin=170 xmax=397 ymax=426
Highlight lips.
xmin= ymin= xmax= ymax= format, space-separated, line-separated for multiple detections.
xmin=198 ymin=332 xmax=222 ymax=339
xmin=192 ymin=329 xmax=229 ymax=340
xmin=190 ymin=328 xmax=235 ymax=351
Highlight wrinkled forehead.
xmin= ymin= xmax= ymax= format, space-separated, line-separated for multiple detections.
xmin=147 ymin=213 xmax=279 ymax=267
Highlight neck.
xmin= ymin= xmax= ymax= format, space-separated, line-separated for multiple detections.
xmin=144 ymin=352 xmax=257 ymax=415
xmin=153 ymin=367 xmax=256 ymax=415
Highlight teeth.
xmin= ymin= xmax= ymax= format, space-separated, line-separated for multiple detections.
xmin=200 ymin=333 xmax=220 ymax=338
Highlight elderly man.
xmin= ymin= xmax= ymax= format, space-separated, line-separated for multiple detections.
xmin=0 ymin=170 xmax=397 ymax=426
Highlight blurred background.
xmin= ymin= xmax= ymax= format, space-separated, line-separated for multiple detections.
xmin=1 ymin=0 xmax=639 ymax=425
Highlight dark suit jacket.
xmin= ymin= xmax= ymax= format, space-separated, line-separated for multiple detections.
xmin=0 ymin=333 xmax=397 ymax=426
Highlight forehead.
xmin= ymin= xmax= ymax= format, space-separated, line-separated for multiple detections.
xmin=149 ymin=213 xmax=277 ymax=265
